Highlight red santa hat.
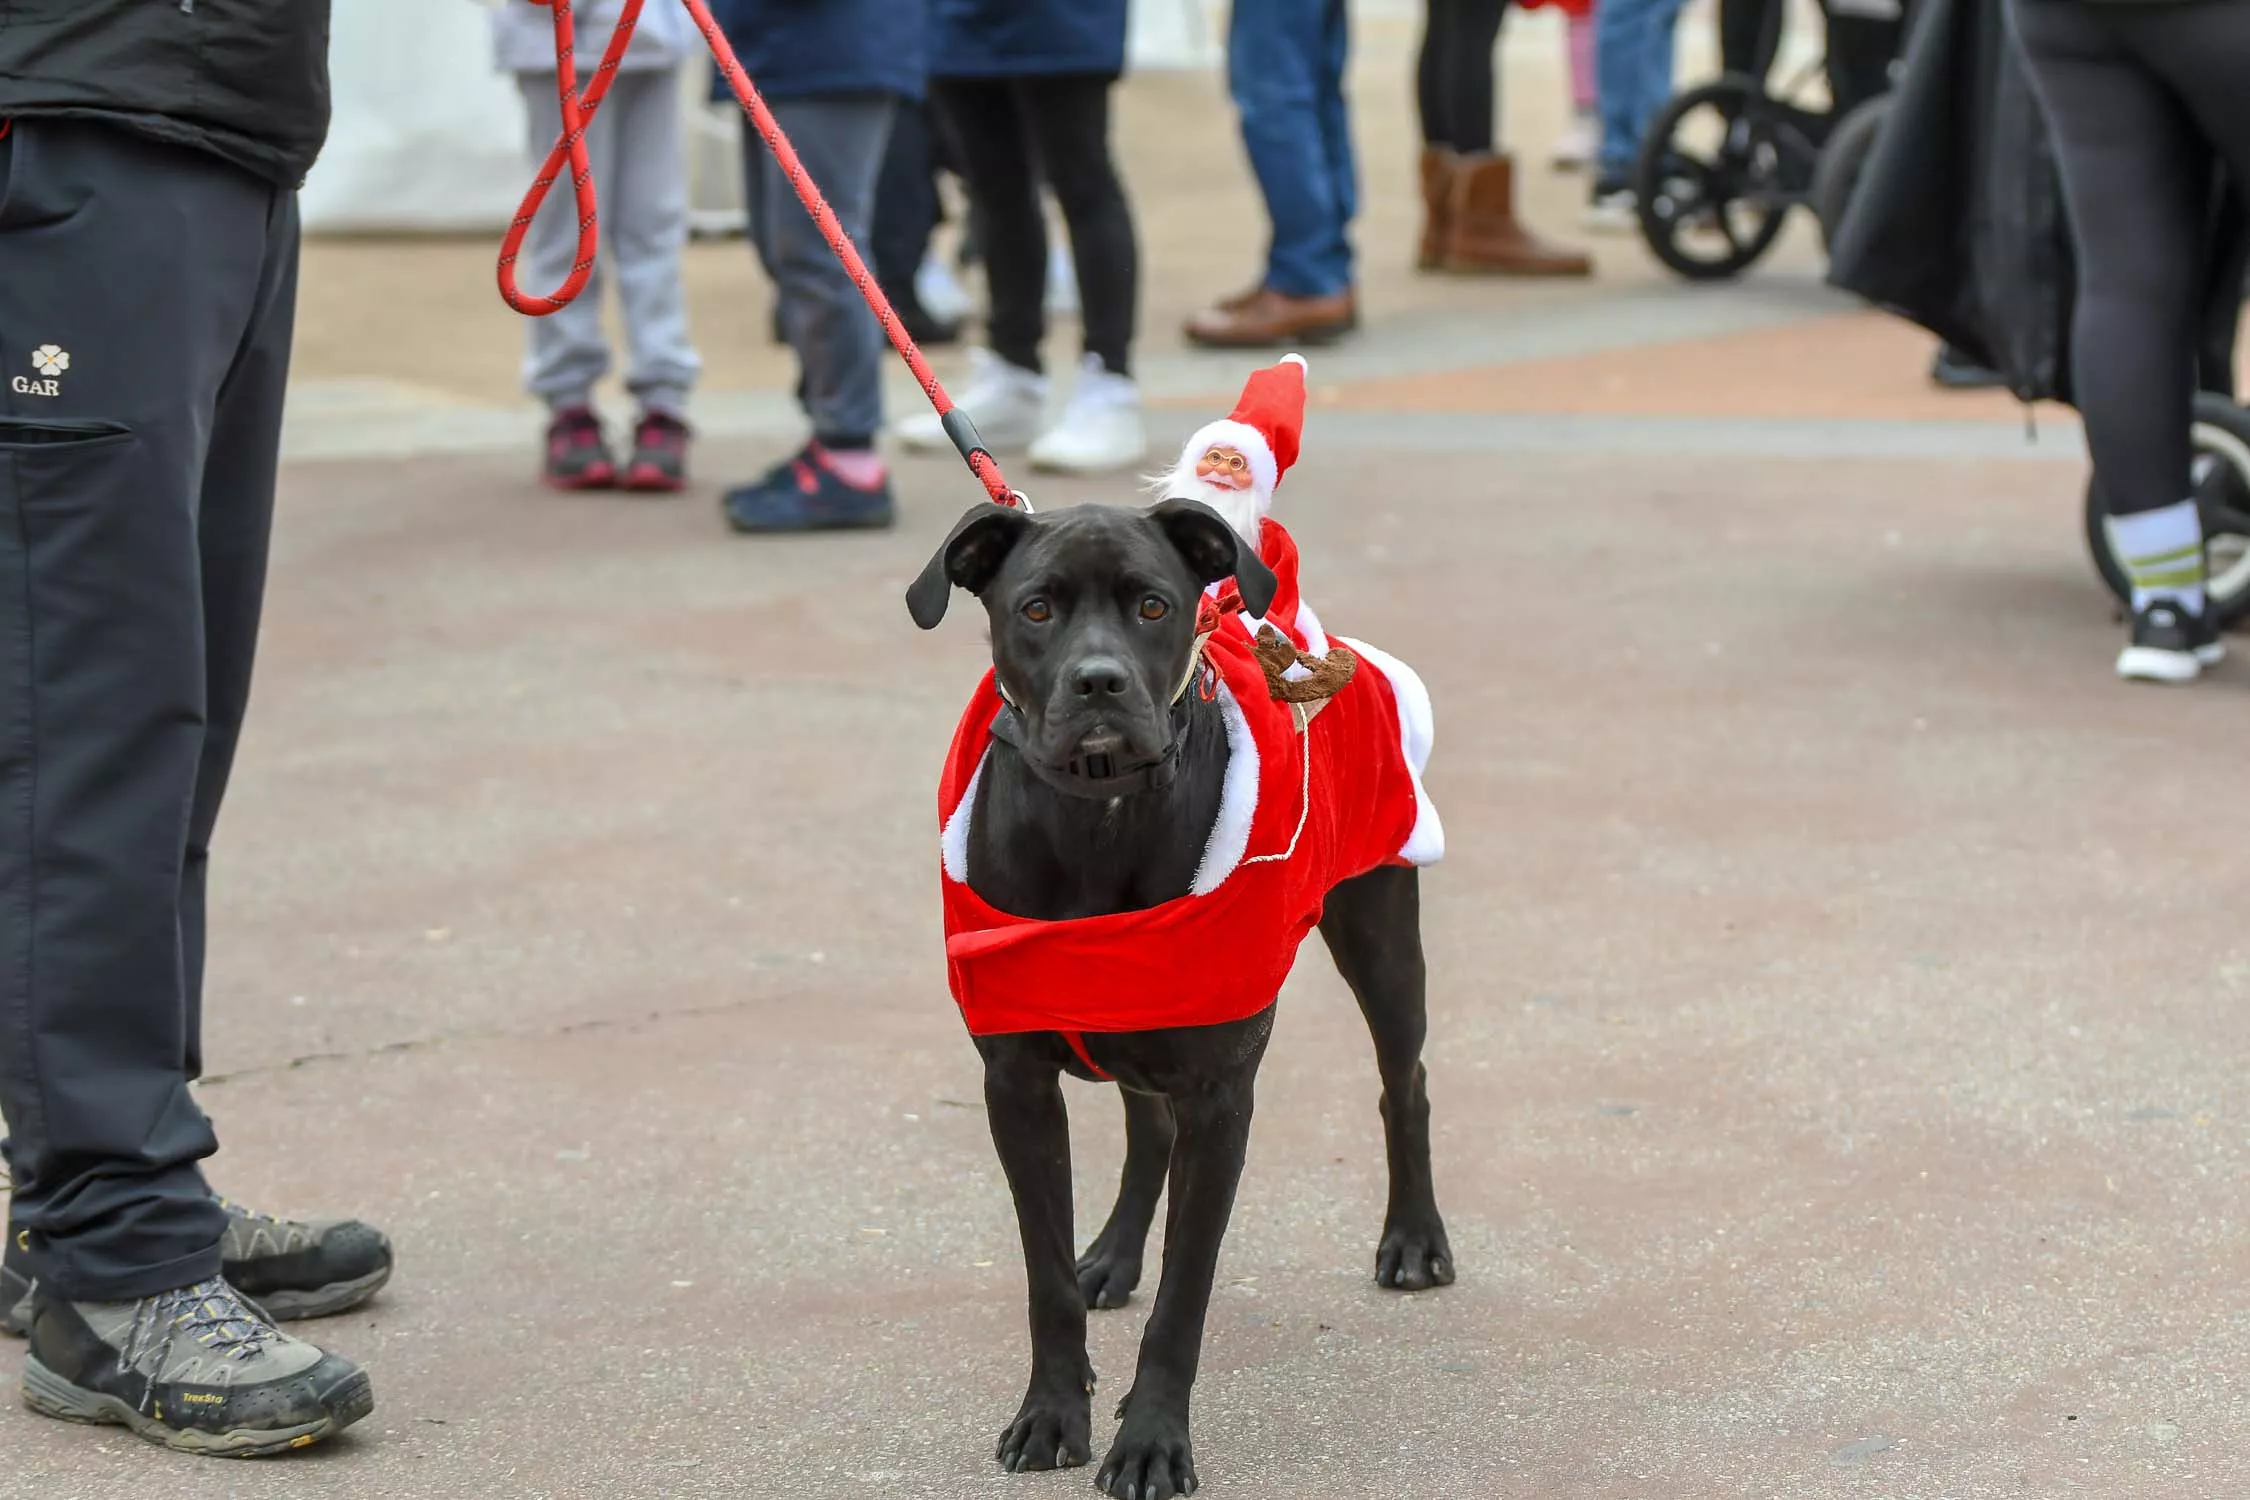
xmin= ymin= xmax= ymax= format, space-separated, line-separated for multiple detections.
xmin=1156 ymin=354 xmax=1308 ymax=542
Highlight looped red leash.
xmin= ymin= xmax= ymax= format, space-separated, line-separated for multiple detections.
xmin=497 ymin=0 xmax=1026 ymax=511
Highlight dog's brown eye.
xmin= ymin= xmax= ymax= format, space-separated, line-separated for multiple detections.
xmin=1022 ymin=599 xmax=1052 ymax=623
xmin=1139 ymin=595 xmax=1168 ymax=622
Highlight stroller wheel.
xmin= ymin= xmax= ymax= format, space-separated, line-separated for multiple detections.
xmin=1634 ymin=78 xmax=1793 ymax=282
xmin=2085 ymin=393 xmax=2250 ymax=628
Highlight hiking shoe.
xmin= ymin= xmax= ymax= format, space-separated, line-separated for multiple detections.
xmin=22 ymin=1278 xmax=372 ymax=1456
xmin=1028 ymin=354 xmax=1148 ymax=476
xmin=623 ymin=410 xmax=692 ymax=493
xmin=723 ymin=443 xmax=896 ymax=533
xmin=2118 ymin=596 xmax=2225 ymax=684
xmin=4 ymin=1199 xmax=393 ymax=1337
xmin=544 ymin=404 xmax=618 ymax=490
xmin=893 ymin=347 xmax=1047 ymax=454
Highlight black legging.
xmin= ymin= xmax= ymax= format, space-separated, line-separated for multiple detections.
xmin=931 ymin=73 xmax=1137 ymax=378
xmin=1418 ymin=0 xmax=1509 ymax=155
xmin=2011 ymin=0 xmax=2250 ymax=517
xmin=1720 ymin=0 xmax=1901 ymax=119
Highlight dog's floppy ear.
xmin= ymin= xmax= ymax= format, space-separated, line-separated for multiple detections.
xmin=905 ymin=503 xmax=1034 ymax=630
xmin=1149 ymin=498 xmax=1279 ymax=620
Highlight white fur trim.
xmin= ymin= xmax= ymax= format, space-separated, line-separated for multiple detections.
xmin=1189 ymin=678 xmax=1261 ymax=895
xmin=1160 ymin=418 xmax=1277 ymax=545
xmin=1294 ymin=599 xmax=1330 ymax=657
xmin=1279 ymin=353 xmax=1308 ymax=371
xmin=940 ymin=749 xmax=989 ymax=883
xmin=1337 ymin=636 xmax=1445 ymax=867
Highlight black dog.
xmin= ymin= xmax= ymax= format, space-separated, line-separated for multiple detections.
xmin=907 ymin=497 xmax=1453 ymax=1500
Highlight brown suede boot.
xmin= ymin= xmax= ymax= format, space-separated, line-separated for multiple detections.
xmin=1418 ymin=147 xmax=1457 ymax=271
xmin=1442 ymin=153 xmax=1593 ymax=277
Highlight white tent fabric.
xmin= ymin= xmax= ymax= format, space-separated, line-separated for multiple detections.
xmin=303 ymin=0 xmax=1221 ymax=235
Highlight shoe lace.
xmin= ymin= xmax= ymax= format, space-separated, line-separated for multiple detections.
xmin=153 ymin=1280 xmax=273 ymax=1362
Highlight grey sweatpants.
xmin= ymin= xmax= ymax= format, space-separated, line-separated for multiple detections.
xmin=742 ymin=95 xmax=897 ymax=444
xmin=517 ymin=67 xmax=701 ymax=415
xmin=0 ymin=120 xmax=299 ymax=1300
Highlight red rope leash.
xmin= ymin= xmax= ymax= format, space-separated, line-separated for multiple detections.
xmin=496 ymin=0 xmax=1025 ymax=510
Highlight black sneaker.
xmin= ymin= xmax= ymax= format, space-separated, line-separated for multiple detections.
xmin=4 ymin=1198 xmax=392 ymax=1336
xmin=543 ymin=404 xmax=618 ymax=490
xmin=2118 ymin=596 xmax=2225 ymax=684
xmin=722 ymin=442 xmax=896 ymax=533
xmin=22 ymin=1278 xmax=372 ymax=1456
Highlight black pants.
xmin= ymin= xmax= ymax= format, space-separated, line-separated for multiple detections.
xmin=1418 ymin=0 xmax=1509 ymax=155
xmin=870 ymin=99 xmax=944 ymax=310
xmin=0 ymin=121 xmax=300 ymax=1301
xmin=2011 ymin=0 xmax=2250 ymax=517
xmin=931 ymin=73 xmax=1137 ymax=378
xmin=1720 ymin=0 xmax=1901 ymax=119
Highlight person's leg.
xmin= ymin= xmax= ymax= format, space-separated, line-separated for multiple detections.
xmin=887 ymin=78 xmax=1050 ymax=457
xmin=1720 ymin=0 xmax=1782 ymax=79
xmin=1417 ymin=0 xmax=1457 ymax=148
xmin=1014 ymin=74 xmax=1148 ymax=475
xmin=723 ymin=95 xmax=903 ymax=532
xmin=515 ymin=73 xmax=617 ymax=413
xmin=603 ymin=67 xmax=701 ymax=491
xmin=2111 ymin=0 xmax=2250 ymax=191
xmin=0 ymin=122 xmax=259 ymax=1307
xmin=2010 ymin=0 xmax=2218 ymax=678
xmin=1228 ymin=0 xmax=1352 ymax=299
xmin=933 ymin=77 xmax=1049 ymax=375
xmin=1015 ymin=76 xmax=1137 ymax=378
xmin=1315 ymin=0 xmax=1362 ymax=288
xmin=869 ymin=98 xmax=959 ymax=342
xmin=606 ymin=67 xmax=701 ymax=422
xmin=1437 ymin=0 xmax=1506 ymax=154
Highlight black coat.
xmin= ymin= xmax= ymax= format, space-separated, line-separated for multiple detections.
xmin=1826 ymin=0 xmax=2246 ymax=405
xmin=0 ymin=0 xmax=332 ymax=187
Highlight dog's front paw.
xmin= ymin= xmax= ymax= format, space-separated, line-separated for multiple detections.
xmin=994 ymin=1389 xmax=1091 ymax=1473
xmin=1076 ymin=1237 xmax=1144 ymax=1310
xmin=1375 ymin=1213 xmax=1456 ymax=1291
xmin=1096 ymin=1397 xmax=1197 ymax=1499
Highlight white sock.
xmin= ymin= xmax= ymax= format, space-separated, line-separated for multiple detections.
xmin=2106 ymin=499 xmax=2206 ymax=613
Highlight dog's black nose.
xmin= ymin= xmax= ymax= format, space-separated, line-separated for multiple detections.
xmin=1069 ymin=658 xmax=1132 ymax=698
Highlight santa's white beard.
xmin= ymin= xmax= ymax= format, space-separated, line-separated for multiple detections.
xmin=1159 ymin=475 xmax=1264 ymax=545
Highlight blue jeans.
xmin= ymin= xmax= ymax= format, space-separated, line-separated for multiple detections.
xmin=1227 ymin=0 xmax=1356 ymax=298
xmin=742 ymin=96 xmax=897 ymax=444
xmin=1596 ymin=0 xmax=1689 ymax=183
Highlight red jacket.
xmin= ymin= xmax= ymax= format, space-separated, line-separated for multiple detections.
xmin=936 ymin=523 xmax=1442 ymax=1037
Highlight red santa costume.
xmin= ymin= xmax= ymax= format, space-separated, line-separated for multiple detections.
xmin=938 ymin=355 xmax=1443 ymax=1041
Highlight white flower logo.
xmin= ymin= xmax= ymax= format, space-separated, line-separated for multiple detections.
xmin=31 ymin=345 xmax=69 ymax=378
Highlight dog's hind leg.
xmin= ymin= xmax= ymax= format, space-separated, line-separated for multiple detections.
xmin=981 ymin=1043 xmax=1095 ymax=1472
xmin=1078 ymin=1088 xmax=1175 ymax=1310
xmin=1318 ymin=864 xmax=1456 ymax=1291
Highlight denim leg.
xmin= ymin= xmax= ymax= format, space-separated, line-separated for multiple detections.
xmin=1597 ymin=0 xmax=1684 ymax=182
xmin=1228 ymin=0 xmax=1355 ymax=297
xmin=744 ymin=96 xmax=897 ymax=443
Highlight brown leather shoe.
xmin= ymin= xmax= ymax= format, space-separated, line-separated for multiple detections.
xmin=1442 ymin=152 xmax=1593 ymax=277
xmin=1418 ymin=147 xmax=1457 ymax=271
xmin=1183 ymin=285 xmax=1357 ymax=349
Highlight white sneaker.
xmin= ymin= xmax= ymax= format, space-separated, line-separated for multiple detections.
xmin=1583 ymin=182 xmax=1638 ymax=235
xmin=916 ymin=252 xmax=973 ymax=325
xmin=1027 ymin=354 xmax=1148 ymax=477
xmin=894 ymin=347 xmax=1048 ymax=454
xmin=1552 ymin=113 xmax=1598 ymax=173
